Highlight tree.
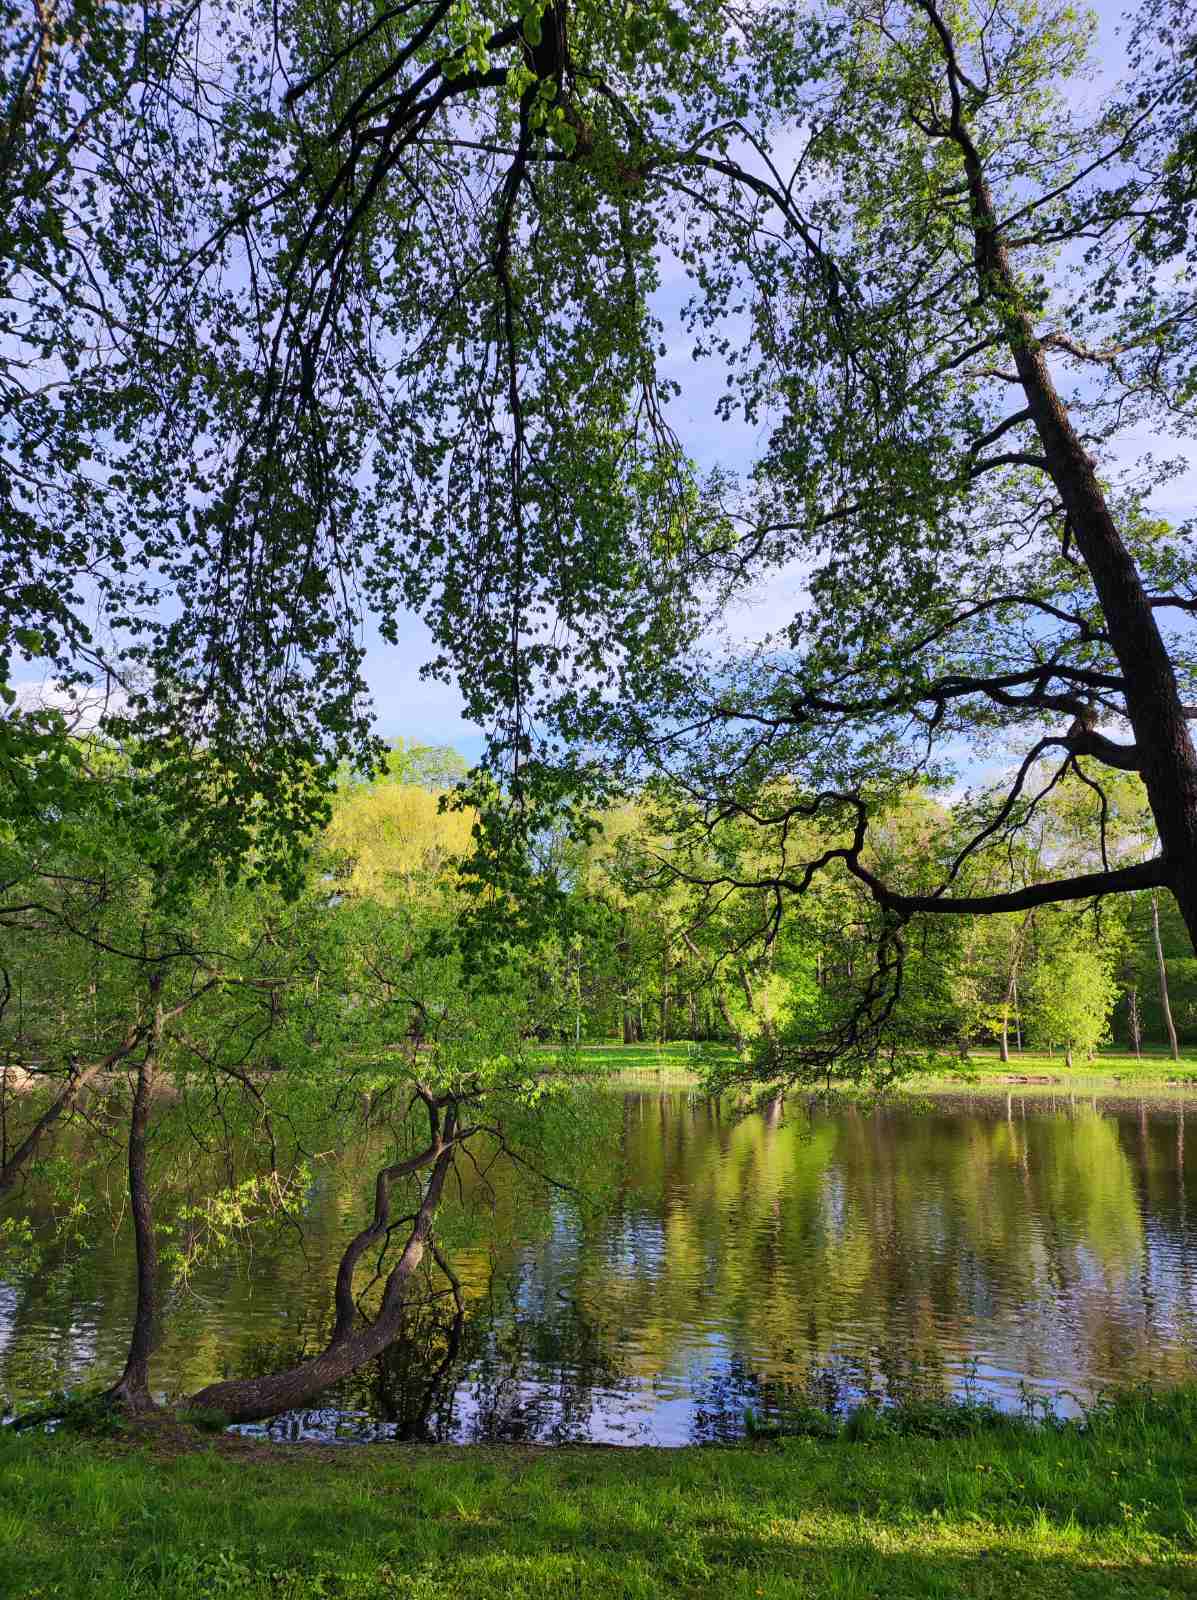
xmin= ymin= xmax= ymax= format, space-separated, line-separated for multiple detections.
xmin=573 ymin=800 xmax=707 ymax=1046
xmin=1151 ymin=888 xmax=1182 ymax=1061
xmin=605 ymin=784 xmax=975 ymax=1088
xmin=535 ymin=0 xmax=1197 ymax=1082
xmin=1024 ymin=912 xmax=1122 ymax=1069
xmin=380 ymin=741 xmax=469 ymax=793
xmin=0 ymin=0 xmax=387 ymax=881
xmin=325 ymin=771 xmax=476 ymax=903
xmin=593 ymin=0 xmax=1197 ymax=957
xmin=954 ymin=911 xmax=1035 ymax=1064
xmin=1 ymin=751 xmax=595 ymax=1425
xmin=8 ymin=0 xmax=1196 ymax=1067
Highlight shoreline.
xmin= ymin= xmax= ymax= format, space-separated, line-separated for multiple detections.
xmin=560 ymin=1042 xmax=1197 ymax=1096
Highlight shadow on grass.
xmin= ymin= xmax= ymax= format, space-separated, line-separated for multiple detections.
xmin=3 ymin=1444 xmax=1190 ymax=1599
xmin=20 ymin=1528 xmax=1186 ymax=1600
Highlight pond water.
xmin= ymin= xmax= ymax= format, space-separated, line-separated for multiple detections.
xmin=3 ymin=1086 xmax=1197 ymax=1445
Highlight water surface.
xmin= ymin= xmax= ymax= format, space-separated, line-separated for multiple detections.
xmin=3 ymin=1087 xmax=1196 ymax=1444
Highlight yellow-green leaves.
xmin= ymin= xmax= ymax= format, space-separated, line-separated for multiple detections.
xmin=521 ymin=3 xmax=544 ymax=48
xmin=441 ymin=0 xmax=493 ymax=78
xmin=325 ymin=777 xmax=476 ymax=906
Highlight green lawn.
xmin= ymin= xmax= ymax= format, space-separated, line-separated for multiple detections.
xmin=928 ymin=1047 xmax=1197 ymax=1088
xmin=552 ymin=1040 xmax=725 ymax=1078
xmin=551 ymin=1041 xmax=1197 ymax=1089
xmin=3 ymin=1389 xmax=1197 ymax=1597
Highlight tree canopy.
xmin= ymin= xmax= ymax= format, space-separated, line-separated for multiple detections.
xmin=3 ymin=0 xmax=1196 ymax=1037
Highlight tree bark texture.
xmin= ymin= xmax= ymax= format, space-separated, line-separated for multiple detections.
xmin=107 ymin=979 xmax=164 ymax=1413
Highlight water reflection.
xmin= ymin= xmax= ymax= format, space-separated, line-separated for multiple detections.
xmin=4 ymin=1090 xmax=1197 ymax=1444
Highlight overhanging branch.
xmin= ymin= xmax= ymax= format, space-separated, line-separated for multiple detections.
xmin=848 ymin=854 xmax=1166 ymax=916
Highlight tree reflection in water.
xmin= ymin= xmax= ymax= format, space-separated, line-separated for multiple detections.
xmin=5 ymin=1089 xmax=1197 ymax=1443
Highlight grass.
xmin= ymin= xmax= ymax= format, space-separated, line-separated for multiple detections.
xmin=928 ymin=1047 xmax=1197 ymax=1089
xmin=4 ymin=1388 xmax=1197 ymax=1597
xmin=551 ymin=1041 xmax=1197 ymax=1091
xmin=548 ymin=1041 xmax=727 ymax=1079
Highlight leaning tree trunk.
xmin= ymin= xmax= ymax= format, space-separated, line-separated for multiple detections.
xmin=186 ymin=1125 xmax=457 ymax=1424
xmin=942 ymin=6 xmax=1197 ymax=955
xmin=0 ymin=1065 xmax=103 ymax=1199
xmin=0 ymin=1025 xmax=148 ymax=1198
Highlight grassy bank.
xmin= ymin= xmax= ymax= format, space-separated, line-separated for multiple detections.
xmin=556 ymin=1041 xmax=723 ymax=1079
xmin=556 ymin=1041 xmax=1197 ymax=1090
xmin=4 ymin=1389 xmax=1197 ymax=1597
xmin=930 ymin=1048 xmax=1197 ymax=1088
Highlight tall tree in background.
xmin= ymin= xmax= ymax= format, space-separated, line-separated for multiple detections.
xmin=1024 ymin=909 xmax=1122 ymax=1068
xmin=1152 ymin=888 xmax=1183 ymax=1060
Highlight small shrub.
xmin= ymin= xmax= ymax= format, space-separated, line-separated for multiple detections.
xmin=771 ymin=1403 xmax=841 ymax=1441
xmin=843 ymin=1402 xmax=892 ymax=1443
xmin=884 ymin=1398 xmax=1023 ymax=1440
xmin=177 ymin=1407 xmax=231 ymax=1435
xmin=12 ymin=1389 xmax=129 ymax=1438
xmin=746 ymin=1402 xmax=841 ymax=1441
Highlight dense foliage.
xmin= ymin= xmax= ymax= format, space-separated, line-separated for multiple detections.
xmin=4 ymin=0 xmax=1195 ymax=932
xmin=0 ymin=743 xmax=608 ymax=1419
xmin=3 ymin=0 xmax=1197 ymax=1424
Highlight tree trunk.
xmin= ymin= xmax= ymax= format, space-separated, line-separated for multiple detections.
xmin=1152 ymin=889 xmax=1181 ymax=1061
xmin=1127 ymin=983 xmax=1142 ymax=1060
xmin=713 ymin=986 xmax=743 ymax=1051
xmin=999 ymin=913 xmax=1033 ymax=1068
xmin=108 ymin=981 xmax=164 ymax=1413
xmin=187 ymin=1125 xmax=457 ymax=1425
xmin=0 ymin=1064 xmax=103 ymax=1198
xmin=943 ymin=9 xmax=1197 ymax=955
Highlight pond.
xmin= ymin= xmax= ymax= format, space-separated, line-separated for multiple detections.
xmin=3 ymin=1086 xmax=1197 ymax=1444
